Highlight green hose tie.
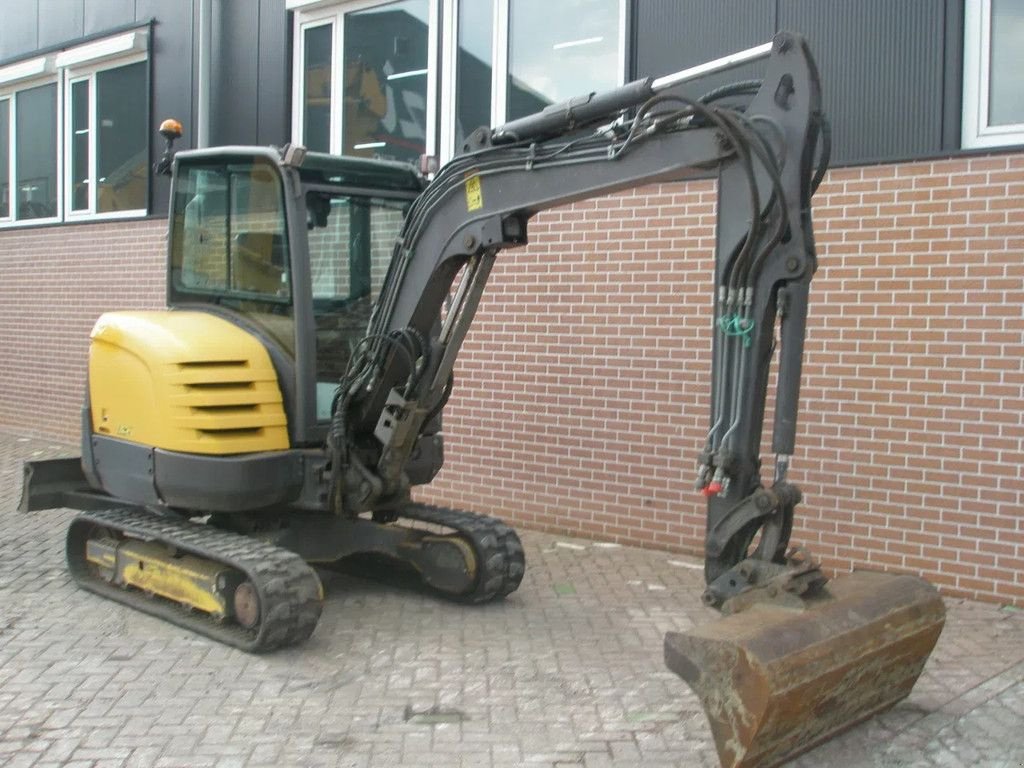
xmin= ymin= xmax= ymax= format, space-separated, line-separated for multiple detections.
xmin=717 ymin=314 xmax=754 ymax=347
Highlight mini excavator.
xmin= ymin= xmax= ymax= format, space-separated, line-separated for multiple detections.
xmin=22 ymin=34 xmax=945 ymax=768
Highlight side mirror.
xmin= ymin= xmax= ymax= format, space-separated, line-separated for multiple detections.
xmin=154 ymin=118 xmax=183 ymax=177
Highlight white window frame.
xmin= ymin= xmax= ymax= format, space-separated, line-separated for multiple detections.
xmin=962 ymin=0 xmax=1024 ymax=149
xmin=0 ymin=94 xmax=11 ymax=223
xmin=291 ymin=0 xmax=440 ymax=159
xmin=0 ymin=30 xmax=149 ymax=229
xmin=64 ymin=74 xmax=92 ymax=217
xmin=439 ymin=0 xmax=628 ymax=163
xmin=293 ymin=8 xmax=341 ymax=154
xmin=0 ymin=71 xmax=63 ymax=228
xmin=291 ymin=0 xmax=628 ymax=166
xmin=62 ymin=50 xmax=149 ymax=221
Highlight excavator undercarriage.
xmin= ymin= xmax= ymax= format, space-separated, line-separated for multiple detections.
xmin=23 ymin=460 xmax=524 ymax=651
xmin=20 ymin=33 xmax=944 ymax=767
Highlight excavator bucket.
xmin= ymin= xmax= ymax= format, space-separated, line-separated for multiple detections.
xmin=664 ymin=571 xmax=945 ymax=768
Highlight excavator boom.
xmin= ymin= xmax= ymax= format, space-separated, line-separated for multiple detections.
xmin=334 ymin=35 xmax=820 ymax=525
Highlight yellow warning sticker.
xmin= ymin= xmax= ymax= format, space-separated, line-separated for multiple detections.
xmin=465 ymin=174 xmax=483 ymax=211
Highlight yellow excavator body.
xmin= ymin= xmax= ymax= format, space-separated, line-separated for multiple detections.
xmin=88 ymin=310 xmax=288 ymax=454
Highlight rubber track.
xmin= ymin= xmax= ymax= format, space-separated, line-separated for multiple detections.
xmin=66 ymin=508 xmax=323 ymax=652
xmin=398 ymin=503 xmax=526 ymax=603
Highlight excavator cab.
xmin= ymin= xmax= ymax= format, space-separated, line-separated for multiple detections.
xmin=165 ymin=149 xmax=426 ymax=447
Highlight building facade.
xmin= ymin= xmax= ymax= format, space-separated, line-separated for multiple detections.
xmin=0 ymin=0 xmax=1021 ymax=605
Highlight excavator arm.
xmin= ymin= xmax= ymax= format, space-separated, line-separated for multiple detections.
xmin=334 ymin=35 xmax=821 ymax=567
xmin=330 ymin=33 xmax=946 ymax=768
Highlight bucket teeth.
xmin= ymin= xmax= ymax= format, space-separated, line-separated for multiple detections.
xmin=665 ymin=571 xmax=946 ymax=768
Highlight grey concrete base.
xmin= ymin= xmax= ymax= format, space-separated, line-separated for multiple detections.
xmin=1 ymin=431 xmax=1022 ymax=768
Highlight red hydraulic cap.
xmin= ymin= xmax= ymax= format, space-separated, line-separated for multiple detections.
xmin=701 ymin=482 xmax=723 ymax=497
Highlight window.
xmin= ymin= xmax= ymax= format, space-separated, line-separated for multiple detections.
xmin=0 ymin=76 xmax=60 ymax=224
xmin=293 ymin=0 xmax=435 ymax=164
xmin=505 ymin=0 xmax=622 ymax=121
xmin=169 ymin=156 xmax=295 ymax=357
xmin=0 ymin=30 xmax=148 ymax=227
xmin=291 ymin=0 xmax=625 ymax=164
xmin=171 ymin=159 xmax=291 ymax=302
xmin=16 ymin=83 xmax=59 ymax=221
xmin=307 ymin=192 xmax=408 ymax=418
xmin=302 ymin=23 xmax=333 ymax=153
xmin=65 ymin=58 xmax=148 ymax=217
xmin=344 ymin=1 xmax=430 ymax=161
xmin=0 ymin=99 xmax=8 ymax=218
xmin=451 ymin=0 xmax=493 ymax=150
xmin=963 ymin=0 xmax=1024 ymax=149
xmin=446 ymin=0 xmax=625 ymax=158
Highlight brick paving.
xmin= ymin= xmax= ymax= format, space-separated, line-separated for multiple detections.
xmin=1 ymin=431 xmax=1022 ymax=768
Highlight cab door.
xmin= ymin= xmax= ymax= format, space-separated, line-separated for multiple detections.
xmin=301 ymin=190 xmax=411 ymax=428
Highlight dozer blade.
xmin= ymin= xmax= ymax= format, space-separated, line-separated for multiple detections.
xmin=664 ymin=571 xmax=945 ymax=768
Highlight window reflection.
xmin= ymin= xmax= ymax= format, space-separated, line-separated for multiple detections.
xmin=343 ymin=0 xmax=429 ymax=162
xmin=990 ymin=0 xmax=1024 ymax=126
xmin=16 ymin=83 xmax=58 ymax=220
xmin=96 ymin=61 xmax=147 ymax=213
xmin=454 ymin=0 xmax=493 ymax=150
xmin=507 ymin=0 xmax=620 ymax=121
xmin=0 ymin=100 xmax=8 ymax=218
xmin=304 ymin=24 xmax=333 ymax=152
xmin=70 ymin=80 xmax=89 ymax=212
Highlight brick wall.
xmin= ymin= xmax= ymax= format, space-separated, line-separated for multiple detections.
xmin=0 ymin=220 xmax=166 ymax=438
xmin=0 ymin=152 xmax=1020 ymax=606
xmin=417 ymin=151 xmax=1024 ymax=607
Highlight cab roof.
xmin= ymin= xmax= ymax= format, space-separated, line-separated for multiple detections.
xmin=174 ymin=146 xmax=424 ymax=194
xmin=298 ymin=151 xmax=424 ymax=192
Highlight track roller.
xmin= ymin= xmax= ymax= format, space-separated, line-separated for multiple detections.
xmin=398 ymin=503 xmax=526 ymax=602
xmin=263 ymin=503 xmax=526 ymax=603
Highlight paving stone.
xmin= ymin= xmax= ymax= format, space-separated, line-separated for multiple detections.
xmin=2 ymin=431 xmax=1023 ymax=767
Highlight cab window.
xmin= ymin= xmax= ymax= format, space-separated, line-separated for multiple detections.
xmin=169 ymin=157 xmax=295 ymax=356
xmin=306 ymin=191 xmax=407 ymax=420
xmin=171 ymin=158 xmax=291 ymax=303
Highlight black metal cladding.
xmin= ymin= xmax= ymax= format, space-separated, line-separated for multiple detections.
xmin=777 ymin=0 xmax=947 ymax=164
xmin=0 ymin=1 xmax=185 ymax=62
xmin=0 ymin=0 xmax=289 ymax=214
xmin=143 ymin=0 xmax=198 ymax=214
xmin=84 ymin=0 xmax=137 ymax=36
xmin=1 ymin=0 xmax=969 ymax=214
xmin=0 ymin=0 xmax=197 ymax=215
xmin=633 ymin=0 xmax=955 ymax=165
xmin=256 ymin=0 xmax=290 ymax=147
xmin=39 ymin=1 xmax=85 ymax=50
xmin=634 ymin=0 xmax=775 ymax=104
xmin=209 ymin=0 xmax=289 ymax=148
xmin=0 ymin=6 xmax=39 ymax=58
